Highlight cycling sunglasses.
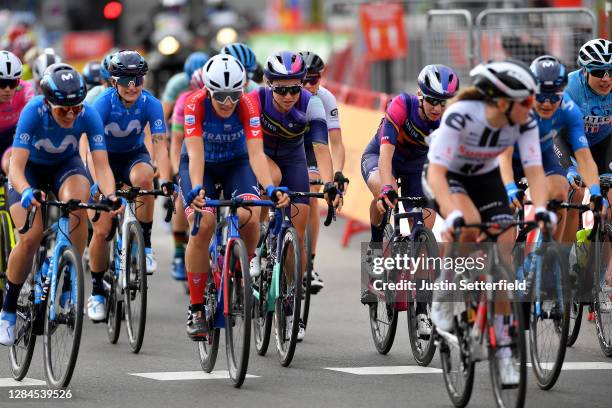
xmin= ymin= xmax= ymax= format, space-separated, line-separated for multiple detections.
xmin=423 ymin=95 xmax=447 ymax=107
xmin=0 ymin=78 xmax=19 ymax=89
xmin=271 ymin=84 xmax=302 ymax=96
xmin=114 ymin=76 xmax=144 ymax=87
xmin=588 ymin=67 xmax=612 ymax=79
xmin=48 ymin=102 xmax=84 ymax=117
xmin=518 ymin=95 xmax=535 ymax=108
xmin=210 ymin=89 xmax=243 ymax=104
xmin=535 ymin=92 xmax=563 ymax=104
xmin=304 ymin=75 xmax=321 ymax=86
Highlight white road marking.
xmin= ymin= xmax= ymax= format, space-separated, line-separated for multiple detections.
xmin=129 ymin=371 xmax=259 ymax=381
xmin=325 ymin=366 xmax=442 ymax=375
xmin=0 ymin=378 xmax=46 ymax=387
xmin=527 ymin=362 xmax=612 ymax=370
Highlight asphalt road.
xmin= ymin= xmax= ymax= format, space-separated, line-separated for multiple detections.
xmin=1 ymin=216 xmax=611 ymax=408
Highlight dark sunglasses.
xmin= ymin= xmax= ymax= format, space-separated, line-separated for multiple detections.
xmin=304 ymin=75 xmax=321 ymax=86
xmin=210 ymin=89 xmax=243 ymax=104
xmin=114 ymin=76 xmax=144 ymax=87
xmin=49 ymin=102 xmax=84 ymax=117
xmin=535 ymin=93 xmax=563 ymax=104
xmin=271 ymin=85 xmax=302 ymax=96
xmin=0 ymin=78 xmax=19 ymax=89
xmin=588 ymin=68 xmax=611 ymax=79
xmin=423 ymin=95 xmax=447 ymax=107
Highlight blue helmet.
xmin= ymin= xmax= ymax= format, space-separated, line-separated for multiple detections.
xmin=82 ymin=61 xmax=103 ymax=86
xmin=40 ymin=63 xmax=87 ymax=106
xmin=530 ymin=55 xmax=568 ymax=93
xmin=183 ymin=51 xmax=209 ymax=78
xmin=221 ymin=43 xmax=257 ymax=72
xmin=264 ymin=51 xmax=306 ymax=82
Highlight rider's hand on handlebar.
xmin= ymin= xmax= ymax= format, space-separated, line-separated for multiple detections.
xmin=265 ymin=185 xmax=290 ymax=208
xmin=334 ymin=171 xmax=350 ymax=195
xmin=442 ymin=209 xmax=464 ymax=242
xmin=186 ymin=185 xmax=205 ymax=211
xmin=104 ymin=194 xmax=125 ymax=216
xmin=324 ymin=182 xmax=342 ymax=211
xmin=160 ymin=180 xmax=178 ymax=197
xmin=566 ymin=166 xmax=582 ymax=190
xmin=505 ymin=182 xmax=523 ymax=210
xmin=376 ymin=184 xmax=397 ymax=214
xmin=20 ymin=187 xmax=44 ymax=209
xmin=535 ymin=206 xmax=558 ymax=233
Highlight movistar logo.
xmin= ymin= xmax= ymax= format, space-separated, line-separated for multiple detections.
xmin=104 ymin=120 xmax=142 ymax=138
xmin=34 ymin=135 xmax=78 ymax=153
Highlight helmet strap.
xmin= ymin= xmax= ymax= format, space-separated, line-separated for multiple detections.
xmin=418 ymin=96 xmax=431 ymax=121
xmin=504 ymin=101 xmax=515 ymax=126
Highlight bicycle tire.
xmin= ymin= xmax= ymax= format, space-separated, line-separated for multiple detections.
xmin=439 ymin=319 xmax=476 ymax=408
xmin=593 ymin=226 xmax=612 ymax=357
xmin=407 ymin=228 xmax=439 ymax=366
xmin=301 ymin=224 xmax=312 ymax=328
xmin=566 ymin=301 xmax=583 ymax=346
xmin=225 ymin=238 xmax=252 ymax=387
xmin=274 ymin=226 xmax=302 ymax=367
xmin=253 ymin=266 xmax=273 ymax=356
xmin=488 ymin=264 xmax=527 ymax=408
xmin=9 ymin=266 xmax=37 ymax=381
xmin=529 ymin=243 xmax=570 ymax=390
xmin=105 ymin=254 xmax=121 ymax=344
xmin=43 ymin=246 xmax=84 ymax=389
xmin=198 ymin=272 xmax=220 ymax=372
xmin=0 ymin=211 xmax=13 ymax=308
xmin=124 ymin=221 xmax=147 ymax=354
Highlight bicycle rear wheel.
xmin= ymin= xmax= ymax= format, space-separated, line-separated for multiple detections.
xmin=488 ymin=264 xmax=527 ymax=408
xmin=43 ymin=246 xmax=84 ymax=389
xmin=529 ymin=243 xmax=570 ymax=390
xmin=225 ymin=238 xmax=252 ymax=387
xmin=9 ymin=267 xmax=37 ymax=381
xmin=105 ymin=268 xmax=121 ymax=344
xmin=593 ymin=226 xmax=612 ymax=357
xmin=301 ymin=224 xmax=312 ymax=328
xmin=0 ymin=211 xmax=14 ymax=307
xmin=198 ymin=272 xmax=220 ymax=372
xmin=567 ymin=302 xmax=583 ymax=346
xmin=124 ymin=221 xmax=147 ymax=354
xmin=439 ymin=313 xmax=475 ymax=408
xmin=274 ymin=227 xmax=301 ymax=367
xmin=407 ymin=228 xmax=439 ymax=366
xmin=253 ymin=261 xmax=272 ymax=356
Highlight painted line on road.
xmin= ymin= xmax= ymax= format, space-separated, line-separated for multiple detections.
xmin=527 ymin=362 xmax=612 ymax=370
xmin=325 ymin=366 xmax=442 ymax=375
xmin=129 ymin=371 xmax=259 ymax=381
xmin=0 ymin=378 xmax=46 ymax=387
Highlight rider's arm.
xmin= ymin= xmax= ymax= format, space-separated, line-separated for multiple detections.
xmin=183 ymin=90 xmax=206 ymax=195
xmin=498 ymin=146 xmax=516 ymax=185
xmin=517 ymin=118 xmax=546 ymax=209
xmin=575 ymin=148 xmax=599 ymax=187
xmin=379 ymin=143 xmax=395 ymax=188
xmin=8 ymin=147 xmax=31 ymax=194
xmin=84 ymin=106 xmax=117 ymax=197
xmin=378 ymin=95 xmax=408 ymax=188
xmin=148 ymin=100 xmax=172 ymax=181
xmin=563 ymin=97 xmax=599 ymax=188
xmin=321 ymin=88 xmax=345 ymax=171
xmin=307 ymin=95 xmax=333 ymax=184
xmin=170 ymin=100 xmax=186 ymax=175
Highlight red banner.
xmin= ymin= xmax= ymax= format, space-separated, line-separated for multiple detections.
xmin=359 ymin=3 xmax=407 ymax=61
xmin=63 ymin=31 xmax=113 ymax=60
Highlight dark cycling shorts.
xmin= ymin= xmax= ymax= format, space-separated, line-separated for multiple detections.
xmin=266 ymin=145 xmax=309 ymax=205
xmin=178 ymin=154 xmax=259 ymax=216
xmin=422 ymin=165 xmax=512 ymax=223
xmin=106 ymin=145 xmax=153 ymax=186
xmin=512 ymin=146 xmax=565 ymax=182
xmin=305 ymin=143 xmax=318 ymax=173
xmin=8 ymin=155 xmax=89 ymax=207
xmin=590 ymin=137 xmax=612 ymax=174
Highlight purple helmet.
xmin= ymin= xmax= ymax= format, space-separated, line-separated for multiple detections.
xmin=418 ymin=64 xmax=460 ymax=99
xmin=264 ymin=51 xmax=306 ymax=82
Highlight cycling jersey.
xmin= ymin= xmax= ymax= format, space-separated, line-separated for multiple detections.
xmin=162 ymin=72 xmax=189 ymax=104
xmin=248 ymin=87 xmax=328 ymax=157
xmin=13 ymin=95 xmax=106 ymax=165
xmin=245 ymin=81 xmax=259 ymax=93
xmin=565 ymin=69 xmax=612 ymax=146
xmin=315 ymin=86 xmax=340 ymax=131
xmin=182 ymin=88 xmax=262 ymax=163
xmin=85 ymin=84 xmax=108 ymax=104
xmin=428 ymin=100 xmax=541 ymax=176
xmin=0 ymin=80 xmax=34 ymax=135
xmin=171 ymin=89 xmax=194 ymax=134
xmin=94 ymin=88 xmax=166 ymax=153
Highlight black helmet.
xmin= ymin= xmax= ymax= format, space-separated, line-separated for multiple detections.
xmin=82 ymin=60 xmax=103 ymax=86
xmin=40 ymin=63 xmax=87 ymax=106
xmin=299 ymin=51 xmax=325 ymax=74
xmin=530 ymin=55 xmax=568 ymax=93
xmin=108 ymin=50 xmax=148 ymax=77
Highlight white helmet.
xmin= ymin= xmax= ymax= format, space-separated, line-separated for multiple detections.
xmin=33 ymin=48 xmax=62 ymax=81
xmin=578 ymin=38 xmax=612 ymax=67
xmin=0 ymin=50 xmax=23 ymax=80
xmin=470 ymin=59 xmax=537 ymax=101
xmin=203 ymin=54 xmax=246 ymax=92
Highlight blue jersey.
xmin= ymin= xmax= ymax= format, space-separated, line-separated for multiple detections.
xmin=513 ymin=96 xmax=588 ymax=159
xmin=94 ymin=88 xmax=166 ymax=153
xmin=13 ymin=95 xmax=106 ymax=165
xmin=565 ymin=69 xmax=612 ymax=146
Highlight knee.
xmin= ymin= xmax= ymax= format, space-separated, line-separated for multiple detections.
xmin=91 ymin=217 xmax=112 ymax=238
xmin=571 ymin=188 xmax=585 ymax=203
xmin=131 ymin=169 xmax=154 ymax=189
xmin=19 ymin=231 xmax=42 ymax=252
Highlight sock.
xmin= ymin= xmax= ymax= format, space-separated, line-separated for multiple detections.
xmin=311 ymin=253 xmax=315 ymax=264
xmin=2 ymin=279 xmax=23 ymax=314
xmin=141 ymin=221 xmax=153 ymax=248
xmin=91 ymin=271 xmax=105 ymax=296
xmin=187 ymin=272 xmax=205 ymax=307
xmin=173 ymin=231 xmax=187 ymax=259
xmin=371 ymin=223 xmax=385 ymax=242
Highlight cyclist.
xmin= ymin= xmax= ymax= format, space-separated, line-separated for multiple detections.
xmin=82 ymin=60 xmax=103 ymax=90
xmin=30 ymin=48 xmax=62 ymax=94
xmin=424 ymin=60 xmax=555 ymax=385
xmin=221 ymin=42 xmax=260 ymax=92
xmin=298 ymin=50 xmax=348 ymax=294
xmin=161 ymin=51 xmax=209 ymax=121
xmin=180 ymin=54 xmax=289 ymax=339
xmin=0 ymin=51 xmax=34 ymax=175
xmin=168 ymin=68 xmax=206 ymax=281
xmin=0 ymin=63 xmax=120 ymax=345
xmin=85 ymin=53 xmax=113 ymax=104
xmin=249 ymin=51 xmax=340 ymax=340
xmin=499 ymin=55 xmax=600 ymax=243
xmin=86 ymin=50 xmax=173 ymax=322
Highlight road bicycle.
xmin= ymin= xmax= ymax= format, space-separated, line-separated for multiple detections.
xmin=0 ymin=173 xmax=16 ymax=308
xmin=9 ymin=192 xmax=115 ymax=389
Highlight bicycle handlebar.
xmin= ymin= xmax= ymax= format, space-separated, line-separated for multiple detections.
xmin=116 ymin=187 xmax=175 ymax=223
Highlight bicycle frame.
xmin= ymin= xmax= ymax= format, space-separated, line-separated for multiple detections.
xmin=114 ymin=198 xmax=139 ymax=292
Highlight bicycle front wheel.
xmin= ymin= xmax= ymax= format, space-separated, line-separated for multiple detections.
xmin=301 ymin=224 xmax=312 ymax=328
xmin=439 ymin=316 xmax=476 ymax=408
xmin=225 ymin=238 xmax=252 ymax=387
xmin=566 ymin=301 xmax=583 ymax=347
xmin=0 ymin=211 xmax=14 ymax=307
xmin=593 ymin=226 xmax=612 ymax=357
xmin=124 ymin=221 xmax=147 ymax=354
xmin=274 ymin=227 xmax=302 ymax=367
xmin=198 ymin=271 xmax=219 ymax=372
xmin=9 ymin=267 xmax=37 ymax=381
xmin=43 ymin=246 xmax=84 ymax=389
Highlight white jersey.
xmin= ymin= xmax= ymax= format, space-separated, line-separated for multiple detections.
xmin=427 ymin=100 xmax=541 ymax=176
xmin=316 ymin=86 xmax=340 ymax=131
